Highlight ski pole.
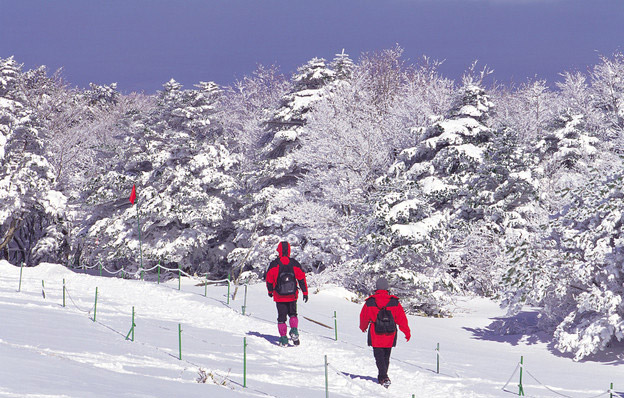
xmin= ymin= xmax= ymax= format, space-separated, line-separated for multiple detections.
xmin=41 ymin=280 xmax=46 ymax=299
xmin=243 ymin=337 xmax=247 ymax=388
xmin=62 ymin=279 xmax=66 ymax=307
xmin=205 ymin=274 xmax=208 ymax=297
xmin=178 ymin=323 xmax=182 ymax=360
xmin=93 ymin=287 xmax=98 ymax=322
xmin=18 ymin=261 xmax=23 ymax=292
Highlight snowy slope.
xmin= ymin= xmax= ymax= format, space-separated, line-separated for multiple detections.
xmin=0 ymin=261 xmax=621 ymax=398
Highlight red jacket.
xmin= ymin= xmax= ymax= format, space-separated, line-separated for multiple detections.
xmin=265 ymin=258 xmax=308 ymax=302
xmin=359 ymin=290 xmax=411 ymax=347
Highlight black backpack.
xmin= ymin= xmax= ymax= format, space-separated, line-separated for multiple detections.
xmin=368 ymin=297 xmax=398 ymax=334
xmin=276 ymin=265 xmax=297 ymax=295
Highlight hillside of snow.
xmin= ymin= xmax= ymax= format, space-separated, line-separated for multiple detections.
xmin=0 ymin=260 xmax=621 ymax=398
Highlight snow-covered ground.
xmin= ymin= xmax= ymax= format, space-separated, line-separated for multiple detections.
xmin=0 ymin=260 xmax=621 ymax=398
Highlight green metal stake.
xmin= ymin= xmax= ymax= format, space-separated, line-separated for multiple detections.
xmin=178 ymin=264 xmax=181 ymax=291
xmin=518 ymin=356 xmax=525 ymax=396
xmin=324 ymin=355 xmax=329 ymax=398
xmin=242 ymin=284 xmax=248 ymax=315
xmin=178 ymin=323 xmax=182 ymax=360
xmin=18 ymin=261 xmax=23 ymax=292
xmin=93 ymin=287 xmax=98 ymax=322
xmin=157 ymin=261 xmax=161 ymax=284
xmin=121 ymin=268 xmax=125 ymax=279
xmin=610 ymin=382 xmax=613 ymax=398
xmin=125 ymin=306 xmax=135 ymax=341
xmin=62 ymin=279 xmax=66 ymax=307
xmin=243 ymin=337 xmax=247 ymax=388
xmin=99 ymin=259 xmax=102 ymax=277
xmin=334 ymin=311 xmax=338 ymax=341
xmin=436 ymin=343 xmax=440 ymax=374
xmin=227 ymin=275 xmax=231 ymax=305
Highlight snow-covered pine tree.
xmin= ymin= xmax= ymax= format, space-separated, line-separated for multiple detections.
xmin=500 ymin=96 xmax=623 ymax=359
xmin=0 ymin=57 xmax=69 ymax=265
xmin=78 ymin=79 xmax=240 ymax=276
xmin=353 ymin=70 xmax=498 ymax=314
xmin=331 ymin=49 xmax=355 ymax=81
xmin=227 ymin=58 xmax=337 ymax=280
xmin=544 ymin=166 xmax=624 ymax=360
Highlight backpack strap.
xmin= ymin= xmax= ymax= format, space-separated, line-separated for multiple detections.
xmin=366 ymin=296 xmax=398 ymax=309
xmin=387 ymin=297 xmax=399 ymax=307
xmin=366 ymin=297 xmax=378 ymax=307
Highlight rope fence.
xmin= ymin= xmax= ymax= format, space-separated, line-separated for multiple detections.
xmin=5 ymin=264 xmax=621 ymax=398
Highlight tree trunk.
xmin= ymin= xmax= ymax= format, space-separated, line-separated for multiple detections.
xmin=0 ymin=217 xmax=21 ymax=253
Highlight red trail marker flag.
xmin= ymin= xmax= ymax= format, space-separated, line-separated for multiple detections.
xmin=129 ymin=185 xmax=136 ymax=205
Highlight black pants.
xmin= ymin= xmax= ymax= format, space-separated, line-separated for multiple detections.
xmin=276 ymin=301 xmax=297 ymax=323
xmin=373 ymin=347 xmax=392 ymax=382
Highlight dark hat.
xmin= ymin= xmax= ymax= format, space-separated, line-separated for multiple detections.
xmin=375 ymin=277 xmax=389 ymax=291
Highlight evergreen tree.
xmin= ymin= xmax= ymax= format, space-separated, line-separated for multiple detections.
xmin=78 ymin=79 xmax=239 ymax=276
xmin=0 ymin=57 xmax=69 ymax=265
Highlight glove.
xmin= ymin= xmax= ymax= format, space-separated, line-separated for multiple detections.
xmin=268 ymin=291 xmax=273 ymax=298
xmin=405 ymin=333 xmax=411 ymax=342
xmin=303 ymin=294 xmax=308 ymax=303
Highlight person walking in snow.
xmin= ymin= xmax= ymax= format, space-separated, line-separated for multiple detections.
xmin=359 ymin=277 xmax=410 ymax=388
xmin=265 ymin=241 xmax=308 ymax=347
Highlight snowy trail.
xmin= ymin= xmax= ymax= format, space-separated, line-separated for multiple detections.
xmin=0 ymin=261 xmax=620 ymax=398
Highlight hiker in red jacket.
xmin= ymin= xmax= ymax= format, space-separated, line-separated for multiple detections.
xmin=359 ymin=277 xmax=411 ymax=388
xmin=265 ymin=241 xmax=308 ymax=347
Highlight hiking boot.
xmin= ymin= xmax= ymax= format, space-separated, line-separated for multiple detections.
xmin=278 ymin=335 xmax=289 ymax=347
xmin=381 ymin=378 xmax=391 ymax=388
xmin=289 ymin=328 xmax=300 ymax=345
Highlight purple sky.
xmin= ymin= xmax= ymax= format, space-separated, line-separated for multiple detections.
xmin=1 ymin=0 xmax=623 ymax=93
